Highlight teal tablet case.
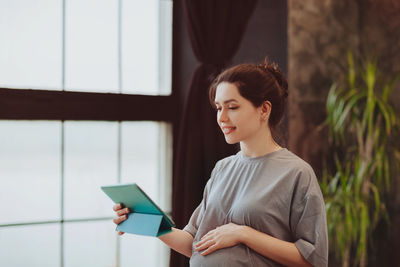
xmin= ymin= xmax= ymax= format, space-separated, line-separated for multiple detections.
xmin=101 ymin=183 xmax=175 ymax=237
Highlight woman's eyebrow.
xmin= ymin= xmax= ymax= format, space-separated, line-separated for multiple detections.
xmin=214 ymin=99 xmax=238 ymax=105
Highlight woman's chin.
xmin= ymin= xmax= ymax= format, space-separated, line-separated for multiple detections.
xmin=224 ymin=136 xmax=239 ymax=145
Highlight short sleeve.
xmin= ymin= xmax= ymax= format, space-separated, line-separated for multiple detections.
xmin=183 ymin=202 xmax=203 ymax=237
xmin=291 ymin=168 xmax=329 ymax=267
xmin=183 ymin=162 xmax=220 ymax=237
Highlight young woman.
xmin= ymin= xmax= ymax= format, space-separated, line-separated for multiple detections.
xmin=113 ymin=61 xmax=328 ymax=267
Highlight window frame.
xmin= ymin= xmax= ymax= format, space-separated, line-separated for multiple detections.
xmin=0 ymin=0 xmax=177 ymax=266
xmin=0 ymin=88 xmax=176 ymax=121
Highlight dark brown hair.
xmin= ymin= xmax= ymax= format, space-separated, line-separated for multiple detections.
xmin=209 ymin=60 xmax=288 ymax=130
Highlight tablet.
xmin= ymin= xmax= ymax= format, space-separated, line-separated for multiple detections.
xmin=101 ymin=183 xmax=175 ymax=237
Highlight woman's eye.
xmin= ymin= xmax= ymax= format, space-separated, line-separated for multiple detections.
xmin=215 ymin=106 xmax=238 ymax=111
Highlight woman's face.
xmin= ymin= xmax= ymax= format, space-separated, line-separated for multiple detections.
xmin=214 ymin=82 xmax=267 ymax=145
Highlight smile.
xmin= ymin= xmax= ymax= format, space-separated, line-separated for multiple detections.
xmin=222 ymin=127 xmax=236 ymax=135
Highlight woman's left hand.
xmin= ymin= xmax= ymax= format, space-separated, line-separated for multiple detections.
xmin=195 ymin=223 xmax=245 ymax=256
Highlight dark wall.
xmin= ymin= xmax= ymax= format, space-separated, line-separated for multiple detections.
xmin=173 ymin=0 xmax=287 ymax=111
xmin=172 ymin=0 xmax=288 ymax=158
xmin=233 ymin=0 xmax=287 ymax=73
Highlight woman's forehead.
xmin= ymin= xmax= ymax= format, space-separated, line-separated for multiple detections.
xmin=215 ymin=82 xmax=241 ymax=102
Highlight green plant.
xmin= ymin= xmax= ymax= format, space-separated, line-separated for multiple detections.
xmin=320 ymin=52 xmax=399 ymax=267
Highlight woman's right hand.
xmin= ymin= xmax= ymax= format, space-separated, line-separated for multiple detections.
xmin=113 ymin=203 xmax=130 ymax=235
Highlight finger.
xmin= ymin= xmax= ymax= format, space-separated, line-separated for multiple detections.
xmin=113 ymin=203 xmax=122 ymax=211
xmin=197 ymin=233 xmax=213 ymax=247
xmin=201 ymin=244 xmax=219 ymax=256
xmin=118 ymin=231 xmax=125 ymax=235
xmin=117 ymin=208 xmax=130 ymax=216
xmin=195 ymin=239 xmax=215 ymax=251
xmin=200 ymin=230 xmax=215 ymax=241
xmin=195 ymin=239 xmax=206 ymax=248
xmin=113 ymin=215 xmax=127 ymax=225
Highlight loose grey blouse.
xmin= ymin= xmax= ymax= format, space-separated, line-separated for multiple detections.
xmin=183 ymin=148 xmax=328 ymax=267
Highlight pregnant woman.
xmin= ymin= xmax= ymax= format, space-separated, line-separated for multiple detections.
xmin=113 ymin=61 xmax=328 ymax=267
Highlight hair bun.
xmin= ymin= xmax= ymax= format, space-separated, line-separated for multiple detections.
xmin=257 ymin=61 xmax=288 ymax=98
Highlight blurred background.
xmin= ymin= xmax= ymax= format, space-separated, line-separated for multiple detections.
xmin=0 ymin=0 xmax=399 ymax=266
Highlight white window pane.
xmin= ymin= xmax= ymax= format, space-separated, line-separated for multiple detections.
xmin=64 ymin=221 xmax=116 ymax=267
xmin=0 ymin=0 xmax=62 ymax=90
xmin=0 ymin=224 xmax=60 ymax=267
xmin=121 ymin=0 xmax=157 ymax=95
xmin=120 ymin=235 xmax=170 ymax=267
xmin=64 ymin=121 xmax=118 ymax=219
xmin=158 ymin=0 xmax=173 ymax=95
xmin=121 ymin=122 xmax=158 ymax=198
xmin=0 ymin=121 xmax=61 ymax=224
xmin=121 ymin=122 xmax=172 ymax=213
xmin=120 ymin=122 xmax=172 ymax=267
xmin=122 ymin=0 xmax=172 ymax=95
xmin=65 ymin=0 xmax=118 ymax=92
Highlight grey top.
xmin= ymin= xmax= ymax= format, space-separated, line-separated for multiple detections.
xmin=183 ymin=148 xmax=328 ymax=267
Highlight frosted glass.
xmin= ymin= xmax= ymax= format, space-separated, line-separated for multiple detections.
xmin=119 ymin=122 xmax=172 ymax=267
xmin=158 ymin=0 xmax=173 ymax=95
xmin=0 ymin=224 xmax=60 ymax=267
xmin=0 ymin=121 xmax=61 ymax=224
xmin=65 ymin=0 xmax=118 ymax=92
xmin=64 ymin=221 xmax=117 ymax=267
xmin=121 ymin=0 xmax=157 ymax=95
xmin=120 ymin=234 xmax=170 ymax=267
xmin=121 ymin=122 xmax=158 ymax=198
xmin=121 ymin=0 xmax=172 ymax=95
xmin=0 ymin=0 xmax=62 ymax=90
xmin=121 ymin=122 xmax=172 ymax=212
xmin=64 ymin=121 xmax=118 ymax=219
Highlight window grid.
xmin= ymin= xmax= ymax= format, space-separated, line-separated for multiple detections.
xmin=0 ymin=1 xmax=174 ymax=266
xmin=61 ymin=122 xmax=65 ymax=267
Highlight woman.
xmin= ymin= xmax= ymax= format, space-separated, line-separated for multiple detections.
xmin=113 ymin=61 xmax=328 ymax=266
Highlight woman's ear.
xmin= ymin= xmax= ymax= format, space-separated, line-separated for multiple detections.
xmin=261 ymin=101 xmax=272 ymax=121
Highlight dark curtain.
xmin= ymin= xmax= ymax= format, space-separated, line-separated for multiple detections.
xmin=171 ymin=0 xmax=257 ymax=266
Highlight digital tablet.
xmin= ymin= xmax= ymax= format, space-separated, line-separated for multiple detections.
xmin=101 ymin=183 xmax=175 ymax=237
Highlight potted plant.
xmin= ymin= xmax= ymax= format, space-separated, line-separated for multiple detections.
xmin=320 ymin=52 xmax=399 ymax=267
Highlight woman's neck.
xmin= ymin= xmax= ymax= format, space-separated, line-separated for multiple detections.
xmin=239 ymin=128 xmax=281 ymax=158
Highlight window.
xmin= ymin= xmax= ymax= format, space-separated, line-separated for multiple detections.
xmin=0 ymin=1 xmax=174 ymax=266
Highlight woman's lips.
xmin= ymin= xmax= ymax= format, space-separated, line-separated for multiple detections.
xmin=222 ymin=127 xmax=236 ymax=134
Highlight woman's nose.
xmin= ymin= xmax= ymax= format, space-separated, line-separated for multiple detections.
xmin=218 ymin=108 xmax=228 ymax=123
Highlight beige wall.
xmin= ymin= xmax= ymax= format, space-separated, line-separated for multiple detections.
xmin=288 ymin=0 xmax=400 ymax=168
xmin=288 ymin=0 xmax=400 ymax=264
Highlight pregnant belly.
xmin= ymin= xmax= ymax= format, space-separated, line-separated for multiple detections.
xmin=189 ymin=244 xmax=252 ymax=267
xmin=189 ymin=244 xmax=285 ymax=267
